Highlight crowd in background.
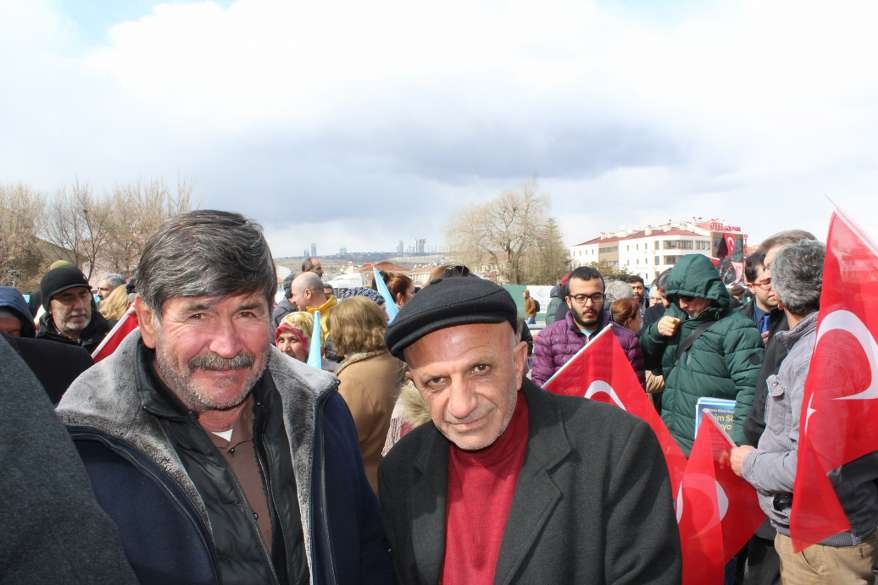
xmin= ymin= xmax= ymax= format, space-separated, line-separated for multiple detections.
xmin=2 ymin=215 xmax=875 ymax=585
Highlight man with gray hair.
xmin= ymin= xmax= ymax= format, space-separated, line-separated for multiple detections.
xmin=97 ymin=273 xmax=126 ymax=300
xmin=58 ymin=210 xmax=392 ymax=585
xmin=731 ymin=240 xmax=878 ymax=583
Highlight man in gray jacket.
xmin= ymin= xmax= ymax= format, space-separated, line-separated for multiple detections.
xmin=731 ymin=240 xmax=878 ymax=582
xmin=57 ymin=210 xmax=391 ymax=585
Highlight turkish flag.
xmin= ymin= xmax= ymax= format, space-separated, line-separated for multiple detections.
xmin=791 ymin=211 xmax=878 ymax=550
xmin=543 ymin=325 xmax=687 ymax=494
xmin=677 ymin=415 xmax=764 ymax=585
xmin=91 ymin=307 xmax=139 ymax=362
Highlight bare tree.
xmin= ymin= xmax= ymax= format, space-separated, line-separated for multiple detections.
xmin=43 ymin=181 xmax=112 ymax=280
xmin=446 ymin=181 xmax=563 ymax=284
xmin=0 ymin=184 xmax=45 ymax=288
xmin=103 ymin=180 xmax=193 ymax=276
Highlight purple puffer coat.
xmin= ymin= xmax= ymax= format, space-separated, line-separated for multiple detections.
xmin=532 ymin=310 xmax=645 ymax=388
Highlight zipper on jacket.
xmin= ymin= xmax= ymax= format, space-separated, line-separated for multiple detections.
xmin=69 ymin=428 xmax=221 ymax=584
xmin=255 ymin=423 xmax=289 ymax=583
xmin=191 ymin=409 xmax=282 ymax=585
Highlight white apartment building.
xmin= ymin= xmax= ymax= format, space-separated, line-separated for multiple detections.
xmin=570 ymin=219 xmax=747 ymax=283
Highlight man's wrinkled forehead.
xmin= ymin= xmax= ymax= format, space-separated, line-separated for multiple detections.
xmin=403 ymin=321 xmax=516 ymax=365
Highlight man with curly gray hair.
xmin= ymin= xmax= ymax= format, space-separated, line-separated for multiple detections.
xmin=731 ymin=239 xmax=878 ymax=583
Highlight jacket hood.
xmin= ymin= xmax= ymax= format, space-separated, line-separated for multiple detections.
xmin=664 ymin=254 xmax=730 ymax=311
xmin=0 ymin=287 xmax=35 ymax=337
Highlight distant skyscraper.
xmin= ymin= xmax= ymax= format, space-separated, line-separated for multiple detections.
xmin=397 ymin=240 xmax=404 ymax=255
xmin=310 ymin=243 xmax=317 ymax=257
xmin=339 ymin=247 xmax=347 ymax=256
xmin=303 ymin=248 xmax=309 ymax=258
xmin=416 ymin=239 xmax=426 ymax=254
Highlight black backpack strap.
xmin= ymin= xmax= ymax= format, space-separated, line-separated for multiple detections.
xmin=674 ymin=320 xmax=716 ymax=362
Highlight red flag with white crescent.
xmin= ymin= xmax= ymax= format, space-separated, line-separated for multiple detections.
xmin=791 ymin=210 xmax=878 ymax=550
xmin=91 ymin=307 xmax=139 ymax=362
xmin=677 ymin=414 xmax=764 ymax=585
xmin=543 ymin=325 xmax=687 ymax=494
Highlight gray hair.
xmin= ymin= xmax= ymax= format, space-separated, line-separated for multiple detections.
xmin=771 ymin=240 xmax=825 ymax=317
xmin=604 ymin=280 xmax=634 ymax=304
xmin=101 ymin=273 xmax=125 ymax=288
xmin=135 ymin=210 xmax=276 ymax=315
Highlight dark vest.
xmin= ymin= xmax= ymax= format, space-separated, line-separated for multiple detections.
xmin=136 ymin=347 xmax=308 ymax=585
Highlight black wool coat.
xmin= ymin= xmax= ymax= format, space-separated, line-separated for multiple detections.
xmin=378 ymin=381 xmax=681 ymax=585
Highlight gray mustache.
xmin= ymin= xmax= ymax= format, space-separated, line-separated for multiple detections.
xmin=189 ymin=352 xmax=255 ymax=371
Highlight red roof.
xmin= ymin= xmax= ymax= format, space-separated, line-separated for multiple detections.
xmin=574 ymin=228 xmax=703 ymax=247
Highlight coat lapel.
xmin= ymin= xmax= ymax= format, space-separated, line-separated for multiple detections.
xmin=494 ymin=383 xmax=571 ymax=585
xmin=409 ymin=426 xmax=449 ymax=585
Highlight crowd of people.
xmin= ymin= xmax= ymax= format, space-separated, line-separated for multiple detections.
xmin=1 ymin=209 xmax=876 ymax=585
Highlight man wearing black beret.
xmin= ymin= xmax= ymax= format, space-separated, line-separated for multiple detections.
xmin=379 ymin=276 xmax=681 ymax=585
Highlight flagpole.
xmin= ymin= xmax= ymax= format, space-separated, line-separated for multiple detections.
xmin=90 ymin=305 xmax=138 ymax=360
xmin=542 ymin=323 xmax=613 ymax=387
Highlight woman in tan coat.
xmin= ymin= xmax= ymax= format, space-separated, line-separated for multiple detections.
xmin=328 ymin=297 xmax=404 ymax=494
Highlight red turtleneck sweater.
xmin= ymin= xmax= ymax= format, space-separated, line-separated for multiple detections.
xmin=440 ymin=391 xmax=529 ymax=585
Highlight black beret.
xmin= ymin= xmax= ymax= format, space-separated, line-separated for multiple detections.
xmin=40 ymin=266 xmax=90 ymax=310
xmin=385 ymin=276 xmax=518 ymax=359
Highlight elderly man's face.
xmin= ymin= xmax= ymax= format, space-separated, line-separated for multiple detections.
xmin=137 ymin=292 xmax=271 ymax=413
xmin=311 ymin=262 xmax=323 ymax=277
xmin=97 ymin=281 xmax=114 ymax=300
xmin=404 ymin=322 xmax=527 ymax=451
xmin=50 ymin=287 xmax=93 ymax=338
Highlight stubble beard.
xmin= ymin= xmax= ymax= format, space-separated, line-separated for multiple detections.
xmin=154 ymin=346 xmax=269 ymax=413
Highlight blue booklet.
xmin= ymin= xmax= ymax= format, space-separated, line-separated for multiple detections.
xmin=695 ymin=397 xmax=736 ymax=438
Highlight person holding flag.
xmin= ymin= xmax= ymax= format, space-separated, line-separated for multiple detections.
xmin=730 ymin=239 xmax=878 ymax=582
xmin=379 ymin=276 xmax=680 ymax=584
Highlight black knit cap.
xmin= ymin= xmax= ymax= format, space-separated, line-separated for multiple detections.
xmin=40 ymin=266 xmax=90 ymax=310
xmin=385 ymin=276 xmax=518 ymax=359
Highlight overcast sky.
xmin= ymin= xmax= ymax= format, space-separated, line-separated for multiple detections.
xmin=3 ymin=0 xmax=878 ymax=256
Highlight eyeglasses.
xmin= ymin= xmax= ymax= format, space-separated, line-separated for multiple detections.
xmin=568 ymin=293 xmax=604 ymax=304
xmin=677 ymin=295 xmax=695 ymax=303
xmin=751 ymin=278 xmax=772 ymax=289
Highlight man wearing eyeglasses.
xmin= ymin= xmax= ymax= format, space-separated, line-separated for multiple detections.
xmin=532 ymin=266 xmax=644 ymax=387
xmin=741 ymin=252 xmax=785 ymax=343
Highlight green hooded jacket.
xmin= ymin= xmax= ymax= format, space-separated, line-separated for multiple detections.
xmin=640 ymin=254 xmax=763 ymax=455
